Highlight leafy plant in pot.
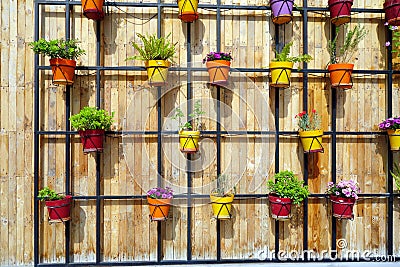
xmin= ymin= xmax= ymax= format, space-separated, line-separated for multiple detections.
xmin=203 ymin=52 xmax=233 ymax=86
xmin=29 ymin=38 xmax=85 ymax=85
xmin=327 ymin=24 xmax=368 ymax=89
xmin=172 ymin=100 xmax=205 ymax=153
xmin=126 ymin=33 xmax=177 ymax=87
xmin=378 ymin=116 xmax=400 ymax=151
xmin=38 ymin=187 xmax=72 ymax=222
xmin=326 ymin=179 xmax=360 ymax=219
xmin=267 ymin=170 xmax=309 ymax=220
xmin=295 ymin=109 xmax=324 ymax=153
xmin=147 ymin=186 xmax=173 ymax=221
xmin=269 ymin=41 xmax=312 ymax=88
xmin=69 ymin=106 xmax=114 ymax=153
xmin=210 ymin=174 xmax=236 ymax=219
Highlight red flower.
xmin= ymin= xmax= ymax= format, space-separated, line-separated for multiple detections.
xmin=312 ymin=109 xmax=316 ymax=113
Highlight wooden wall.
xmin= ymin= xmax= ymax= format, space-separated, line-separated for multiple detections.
xmin=0 ymin=0 xmax=399 ymax=265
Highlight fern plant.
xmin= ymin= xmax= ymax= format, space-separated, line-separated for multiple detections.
xmin=272 ymin=41 xmax=313 ymax=63
xmin=126 ymin=33 xmax=177 ymax=62
xmin=267 ymin=170 xmax=309 ymax=205
xmin=328 ymin=24 xmax=368 ymax=64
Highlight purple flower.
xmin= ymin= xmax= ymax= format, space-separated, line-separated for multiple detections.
xmin=147 ymin=186 xmax=174 ymax=199
xmin=385 ymin=22 xmax=389 ymax=26
xmin=386 ymin=41 xmax=391 ymax=47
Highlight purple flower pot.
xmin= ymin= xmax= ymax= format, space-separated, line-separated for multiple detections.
xmin=270 ymin=0 xmax=294 ymax=25
xmin=328 ymin=0 xmax=353 ymax=26
xmin=384 ymin=0 xmax=400 ymax=26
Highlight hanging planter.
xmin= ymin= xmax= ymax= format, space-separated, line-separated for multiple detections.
xmin=327 ymin=63 xmax=354 ymax=89
xmin=179 ymin=130 xmax=200 ymax=153
xmin=70 ymin=107 xmax=114 ymax=154
xmin=210 ymin=174 xmax=235 ymax=219
xmin=203 ymin=52 xmax=232 ymax=86
xmin=388 ymin=129 xmax=400 ymax=151
xmin=270 ymin=41 xmax=312 ymax=88
xmin=145 ymin=60 xmax=171 ymax=87
xmin=384 ymin=0 xmax=400 ymax=26
xmin=147 ymin=187 xmax=173 ymax=221
xmin=328 ymin=0 xmax=353 ymax=26
xmin=267 ymin=171 xmax=309 ymax=220
xmin=379 ymin=117 xmax=400 ymax=151
xmin=81 ymin=0 xmax=105 ymax=21
xmin=38 ymin=187 xmax=72 ymax=223
xmin=29 ymin=39 xmax=85 ymax=85
xmin=299 ymin=130 xmax=324 ymax=153
xmin=127 ymin=33 xmax=176 ymax=87
xmin=326 ymin=180 xmax=360 ymax=220
xmin=270 ymin=0 xmax=294 ymax=25
xmin=177 ymin=0 xmax=199 ymax=23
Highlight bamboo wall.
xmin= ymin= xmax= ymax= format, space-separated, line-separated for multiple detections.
xmin=0 ymin=0 xmax=399 ymax=265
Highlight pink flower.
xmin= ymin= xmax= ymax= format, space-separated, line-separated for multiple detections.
xmin=386 ymin=41 xmax=391 ymax=47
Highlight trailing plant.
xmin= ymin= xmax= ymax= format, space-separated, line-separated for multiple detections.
xmin=327 ymin=24 xmax=368 ymax=64
xmin=267 ymin=170 xmax=310 ymax=205
xmin=378 ymin=116 xmax=400 ymax=130
xmin=272 ymin=41 xmax=313 ymax=63
xmin=326 ymin=179 xmax=361 ymax=199
xmin=70 ymin=106 xmax=114 ymax=131
xmin=295 ymin=109 xmax=321 ymax=131
xmin=391 ymin=162 xmax=400 ymax=190
xmin=126 ymin=33 xmax=177 ymax=62
xmin=38 ymin=187 xmax=65 ymax=201
xmin=203 ymin=52 xmax=233 ymax=63
xmin=172 ymin=100 xmax=205 ymax=131
xmin=147 ymin=187 xmax=174 ymax=199
xmin=29 ymin=38 xmax=85 ymax=60
xmin=211 ymin=174 xmax=236 ymax=197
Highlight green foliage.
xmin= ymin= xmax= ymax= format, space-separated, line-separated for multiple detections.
xmin=69 ymin=106 xmax=114 ymax=131
xmin=272 ymin=41 xmax=313 ymax=63
xmin=126 ymin=33 xmax=177 ymax=62
xmin=267 ymin=170 xmax=310 ymax=205
xmin=29 ymin=38 xmax=85 ymax=60
xmin=328 ymin=24 xmax=368 ymax=64
xmin=38 ymin=187 xmax=65 ymax=201
xmin=211 ymin=174 xmax=236 ymax=197
xmin=172 ymin=100 xmax=205 ymax=131
xmin=391 ymin=162 xmax=400 ymax=190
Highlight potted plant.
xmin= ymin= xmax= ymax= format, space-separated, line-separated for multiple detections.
xmin=327 ymin=24 xmax=368 ymax=89
xmin=172 ymin=100 xmax=205 ymax=153
xmin=69 ymin=106 xmax=114 ymax=153
xmin=147 ymin=186 xmax=173 ymax=221
xmin=384 ymin=0 xmax=400 ymax=26
xmin=126 ymin=33 xmax=177 ymax=87
xmin=38 ymin=187 xmax=72 ymax=222
xmin=379 ymin=116 xmax=400 ymax=151
xmin=203 ymin=52 xmax=233 ymax=86
xmin=269 ymin=41 xmax=312 ymax=88
xmin=295 ymin=109 xmax=323 ymax=153
xmin=81 ymin=0 xmax=105 ymax=21
xmin=177 ymin=0 xmax=199 ymax=22
xmin=326 ymin=179 xmax=360 ymax=219
xmin=29 ymin=38 xmax=85 ymax=85
xmin=391 ymin=162 xmax=400 ymax=190
xmin=210 ymin=174 xmax=236 ymax=219
xmin=269 ymin=0 xmax=294 ymax=25
xmin=328 ymin=0 xmax=353 ymax=26
xmin=267 ymin=170 xmax=309 ymax=220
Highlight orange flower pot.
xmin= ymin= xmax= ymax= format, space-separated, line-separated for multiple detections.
xmin=328 ymin=63 xmax=354 ymax=89
xmin=50 ymin=58 xmax=77 ymax=85
xmin=206 ymin=60 xmax=231 ymax=86
xmin=147 ymin=197 xmax=172 ymax=221
xmin=81 ymin=0 xmax=105 ymax=20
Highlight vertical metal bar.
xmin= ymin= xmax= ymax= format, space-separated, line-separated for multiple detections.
xmin=33 ymin=1 xmax=40 ymax=266
xmin=274 ymin=24 xmax=280 ymax=259
xmin=95 ymin=17 xmax=102 ymax=265
xmin=65 ymin=1 xmax=72 ymax=264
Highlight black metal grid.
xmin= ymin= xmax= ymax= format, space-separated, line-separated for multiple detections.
xmin=33 ymin=0 xmax=399 ymax=265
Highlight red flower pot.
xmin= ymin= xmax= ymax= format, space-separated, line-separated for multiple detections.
xmin=78 ymin=129 xmax=105 ymax=153
xmin=384 ymin=0 xmax=400 ymax=26
xmin=268 ymin=193 xmax=292 ymax=220
xmin=328 ymin=0 xmax=353 ymax=26
xmin=330 ymin=195 xmax=356 ymax=219
xmin=45 ymin=195 xmax=72 ymax=222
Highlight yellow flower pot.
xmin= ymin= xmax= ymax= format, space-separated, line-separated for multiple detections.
xmin=299 ymin=129 xmax=324 ymax=153
xmin=210 ymin=194 xmax=234 ymax=219
xmin=177 ymin=0 xmax=199 ymax=22
xmin=145 ymin=60 xmax=170 ymax=86
xmin=179 ymin=130 xmax=200 ymax=153
xmin=388 ymin=129 xmax=400 ymax=151
xmin=270 ymin=61 xmax=293 ymax=88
